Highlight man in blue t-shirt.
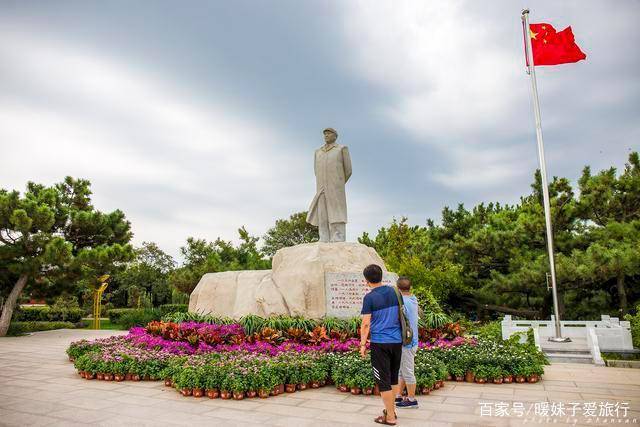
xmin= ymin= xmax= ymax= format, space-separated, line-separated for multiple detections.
xmin=360 ymin=264 xmax=401 ymax=425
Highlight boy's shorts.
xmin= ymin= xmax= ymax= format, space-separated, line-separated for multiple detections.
xmin=399 ymin=345 xmax=417 ymax=384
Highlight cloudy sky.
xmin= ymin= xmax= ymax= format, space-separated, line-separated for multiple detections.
xmin=2 ymin=1 xmax=638 ymax=259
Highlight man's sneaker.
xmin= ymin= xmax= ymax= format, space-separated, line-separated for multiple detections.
xmin=396 ymin=399 xmax=418 ymax=409
xmin=394 ymin=396 xmax=403 ymax=404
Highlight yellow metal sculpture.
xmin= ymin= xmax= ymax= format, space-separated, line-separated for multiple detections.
xmin=93 ymin=275 xmax=110 ymax=329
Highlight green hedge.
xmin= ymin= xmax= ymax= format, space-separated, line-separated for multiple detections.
xmin=107 ymin=308 xmax=138 ymax=324
xmin=118 ymin=309 xmax=162 ymax=330
xmin=14 ymin=306 xmax=84 ymax=323
xmin=158 ymin=304 xmax=188 ymax=316
xmin=624 ymin=306 xmax=640 ymax=349
xmin=108 ymin=306 xmax=186 ymax=327
xmin=8 ymin=321 xmax=76 ymax=336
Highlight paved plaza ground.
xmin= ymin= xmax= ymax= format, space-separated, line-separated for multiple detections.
xmin=1 ymin=330 xmax=639 ymax=427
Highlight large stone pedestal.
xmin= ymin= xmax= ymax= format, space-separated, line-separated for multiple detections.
xmin=188 ymin=242 xmax=387 ymax=318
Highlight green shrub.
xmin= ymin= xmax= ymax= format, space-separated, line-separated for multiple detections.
xmin=118 ymin=308 xmax=161 ymax=330
xmin=159 ymin=304 xmax=188 ymax=316
xmin=14 ymin=306 xmax=50 ymax=321
xmin=107 ymin=308 xmax=137 ymax=324
xmin=7 ymin=321 xmax=75 ymax=336
xmin=14 ymin=306 xmax=84 ymax=323
xmin=476 ymin=320 xmax=503 ymax=342
xmin=624 ymin=305 xmax=640 ymax=349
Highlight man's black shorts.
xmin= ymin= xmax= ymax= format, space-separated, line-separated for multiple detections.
xmin=370 ymin=342 xmax=402 ymax=392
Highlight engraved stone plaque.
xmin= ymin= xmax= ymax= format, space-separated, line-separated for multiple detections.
xmin=324 ymin=272 xmax=399 ymax=318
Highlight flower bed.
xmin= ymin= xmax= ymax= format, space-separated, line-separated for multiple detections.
xmin=67 ymin=320 xmax=547 ymax=400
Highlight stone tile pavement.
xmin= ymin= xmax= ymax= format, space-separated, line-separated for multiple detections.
xmin=1 ymin=329 xmax=640 ymax=426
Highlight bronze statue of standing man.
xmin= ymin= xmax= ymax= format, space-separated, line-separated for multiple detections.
xmin=307 ymin=128 xmax=352 ymax=242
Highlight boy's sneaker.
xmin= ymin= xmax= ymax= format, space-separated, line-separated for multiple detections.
xmin=396 ymin=398 xmax=418 ymax=409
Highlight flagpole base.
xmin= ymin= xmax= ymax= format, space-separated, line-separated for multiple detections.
xmin=548 ymin=336 xmax=572 ymax=343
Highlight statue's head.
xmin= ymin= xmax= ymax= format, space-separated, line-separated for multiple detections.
xmin=323 ymin=128 xmax=338 ymax=144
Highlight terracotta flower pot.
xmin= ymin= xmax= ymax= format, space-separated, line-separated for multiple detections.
xmin=78 ymin=371 xmax=85 ymax=378
xmin=446 ymin=374 xmax=453 ymax=381
xmin=247 ymin=390 xmax=257 ymax=398
xmin=258 ymin=389 xmax=270 ymax=399
xmin=114 ymin=374 xmax=124 ymax=382
xmin=363 ymin=387 xmax=373 ymax=395
xmin=350 ymin=387 xmax=361 ymax=395
xmin=434 ymin=382 xmax=441 ymax=389
xmin=421 ymin=387 xmax=430 ymax=395
xmin=131 ymin=374 xmax=141 ymax=381
xmin=181 ymin=388 xmax=193 ymax=397
xmin=297 ymin=383 xmax=307 ymax=391
xmin=503 ymin=375 xmax=513 ymax=383
xmin=85 ymin=372 xmax=95 ymax=380
xmin=455 ymin=376 xmax=464 ymax=382
xmin=270 ymin=388 xmax=277 ymax=396
xmin=96 ymin=373 xmax=104 ymax=380
xmin=527 ymin=375 xmax=539 ymax=383
xmin=206 ymin=389 xmax=219 ymax=399
xmin=373 ymin=384 xmax=381 ymax=396
xmin=193 ymin=388 xmax=204 ymax=398
xmin=311 ymin=381 xmax=320 ymax=389
xmin=515 ymin=375 xmax=526 ymax=383
xmin=338 ymin=384 xmax=349 ymax=393
xmin=438 ymin=380 xmax=445 ymax=388
xmin=220 ymin=390 xmax=231 ymax=399
xmin=475 ymin=378 xmax=486 ymax=384
xmin=319 ymin=379 xmax=327 ymax=387
xmin=233 ymin=391 xmax=244 ymax=400
xmin=279 ymin=384 xmax=285 ymax=394
xmin=143 ymin=375 xmax=151 ymax=381
xmin=285 ymin=384 xmax=297 ymax=393
xmin=465 ymin=372 xmax=475 ymax=383
xmin=125 ymin=373 xmax=132 ymax=381
xmin=104 ymin=373 xmax=113 ymax=381
xmin=164 ymin=378 xmax=173 ymax=387
xmin=493 ymin=378 xmax=503 ymax=384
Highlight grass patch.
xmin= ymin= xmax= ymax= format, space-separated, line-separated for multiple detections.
xmin=601 ymin=352 xmax=640 ymax=361
xmin=80 ymin=319 xmax=125 ymax=331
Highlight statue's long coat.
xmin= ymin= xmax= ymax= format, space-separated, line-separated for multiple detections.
xmin=307 ymin=143 xmax=352 ymax=226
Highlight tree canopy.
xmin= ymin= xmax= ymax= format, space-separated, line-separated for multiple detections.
xmin=261 ymin=211 xmax=318 ymax=256
xmin=0 ymin=177 xmax=133 ymax=336
xmin=360 ymin=152 xmax=640 ymax=320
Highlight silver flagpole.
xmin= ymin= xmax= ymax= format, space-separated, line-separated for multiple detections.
xmin=521 ymin=9 xmax=570 ymax=342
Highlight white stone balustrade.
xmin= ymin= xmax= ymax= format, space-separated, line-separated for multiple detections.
xmin=501 ymin=314 xmax=634 ymax=365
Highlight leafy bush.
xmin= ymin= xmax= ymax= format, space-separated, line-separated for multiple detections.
xmin=8 ymin=321 xmax=75 ymax=336
xmin=158 ymin=304 xmax=188 ymax=316
xmin=118 ymin=308 xmax=162 ymax=329
xmin=476 ymin=320 xmax=503 ymax=342
xmin=107 ymin=308 xmax=138 ymax=324
xmin=624 ymin=305 xmax=640 ymax=349
xmin=14 ymin=306 xmax=84 ymax=323
xmin=420 ymin=311 xmax=451 ymax=330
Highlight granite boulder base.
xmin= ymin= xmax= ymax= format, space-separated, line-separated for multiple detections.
xmin=188 ymin=241 xmax=388 ymax=318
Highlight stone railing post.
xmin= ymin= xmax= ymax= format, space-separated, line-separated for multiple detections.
xmin=501 ymin=315 xmax=512 ymax=340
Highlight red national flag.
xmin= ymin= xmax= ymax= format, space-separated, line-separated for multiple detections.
xmin=527 ymin=23 xmax=586 ymax=66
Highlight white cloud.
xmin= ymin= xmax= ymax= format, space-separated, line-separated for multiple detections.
xmin=338 ymin=1 xmax=536 ymax=189
xmin=430 ymin=145 xmax=531 ymax=189
xmin=0 ymin=31 xmax=308 ymax=257
xmin=340 ymin=1 xmax=526 ymax=140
